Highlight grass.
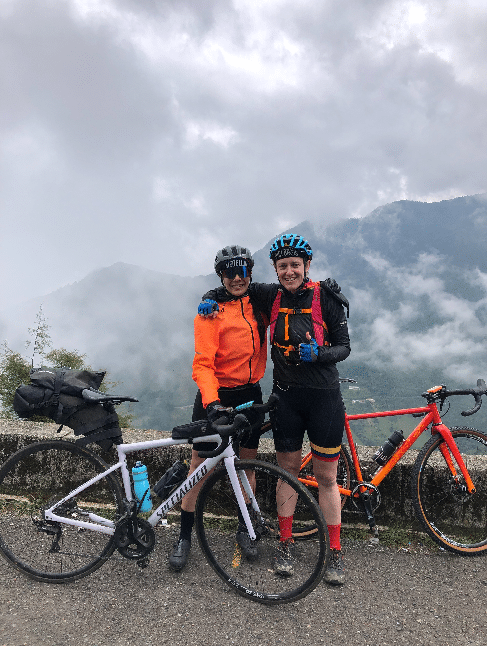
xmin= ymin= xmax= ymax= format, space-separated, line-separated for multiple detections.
xmin=342 ymin=522 xmax=439 ymax=552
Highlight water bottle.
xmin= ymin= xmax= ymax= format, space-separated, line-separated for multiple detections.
xmin=153 ymin=460 xmax=189 ymax=500
xmin=132 ymin=461 xmax=152 ymax=512
xmin=372 ymin=430 xmax=405 ymax=466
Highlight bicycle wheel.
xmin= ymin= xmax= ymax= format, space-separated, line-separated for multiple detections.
xmin=411 ymin=428 xmax=487 ymax=555
xmin=195 ymin=460 xmax=328 ymax=605
xmin=293 ymin=445 xmax=353 ymax=540
xmin=0 ymin=440 xmax=124 ymax=582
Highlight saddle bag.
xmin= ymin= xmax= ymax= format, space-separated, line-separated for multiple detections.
xmin=13 ymin=367 xmax=122 ymax=450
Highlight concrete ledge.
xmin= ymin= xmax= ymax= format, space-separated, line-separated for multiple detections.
xmin=1 ymin=420 xmax=486 ymax=529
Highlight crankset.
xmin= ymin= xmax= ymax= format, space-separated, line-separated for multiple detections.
xmin=114 ymin=516 xmax=156 ymax=561
xmin=351 ymin=482 xmax=381 ymax=512
xmin=350 ymin=482 xmax=382 ymax=542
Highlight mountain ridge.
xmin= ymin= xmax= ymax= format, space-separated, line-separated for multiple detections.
xmin=2 ymin=193 xmax=487 ymax=440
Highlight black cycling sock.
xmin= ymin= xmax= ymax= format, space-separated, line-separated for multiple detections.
xmin=179 ymin=509 xmax=195 ymax=541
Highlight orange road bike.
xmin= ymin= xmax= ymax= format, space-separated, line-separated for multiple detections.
xmin=287 ymin=379 xmax=487 ymax=554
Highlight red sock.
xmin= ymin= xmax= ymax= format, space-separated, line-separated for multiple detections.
xmin=278 ymin=515 xmax=294 ymax=542
xmin=327 ymin=524 xmax=341 ymax=551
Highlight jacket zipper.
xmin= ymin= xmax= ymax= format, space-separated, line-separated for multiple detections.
xmin=240 ymin=298 xmax=256 ymax=384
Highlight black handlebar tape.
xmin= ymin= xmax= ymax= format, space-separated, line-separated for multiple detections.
xmin=196 ymin=414 xmax=249 ymax=458
xmin=197 ymin=435 xmax=230 ymax=459
xmin=461 ymin=395 xmax=482 ymax=417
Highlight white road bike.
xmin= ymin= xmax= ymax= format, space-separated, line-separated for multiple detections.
xmin=0 ymin=394 xmax=328 ymax=605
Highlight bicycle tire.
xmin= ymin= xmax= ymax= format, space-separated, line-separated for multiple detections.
xmin=293 ymin=445 xmax=353 ymax=540
xmin=411 ymin=428 xmax=487 ymax=555
xmin=0 ymin=440 xmax=124 ymax=582
xmin=195 ymin=460 xmax=328 ymax=605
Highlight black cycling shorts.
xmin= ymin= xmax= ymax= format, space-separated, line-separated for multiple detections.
xmin=192 ymin=382 xmax=265 ymax=452
xmin=270 ymin=384 xmax=344 ymax=458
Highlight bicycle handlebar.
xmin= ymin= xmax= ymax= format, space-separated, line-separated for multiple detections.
xmin=196 ymin=394 xmax=279 ymax=459
xmin=239 ymin=392 xmax=279 ymax=415
xmin=196 ymin=414 xmax=250 ymax=459
xmin=421 ymin=379 xmax=487 ymax=417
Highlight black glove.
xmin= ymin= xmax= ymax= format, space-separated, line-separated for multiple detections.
xmin=323 ymin=277 xmax=341 ymax=293
xmin=322 ymin=278 xmax=349 ymax=317
xmin=206 ymin=401 xmax=231 ymax=425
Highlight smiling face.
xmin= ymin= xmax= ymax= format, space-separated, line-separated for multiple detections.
xmin=222 ymin=272 xmax=251 ymax=297
xmin=274 ymin=256 xmax=310 ymax=293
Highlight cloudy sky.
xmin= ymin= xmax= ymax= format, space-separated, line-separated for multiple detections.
xmin=346 ymin=249 xmax=487 ymax=384
xmin=1 ymin=0 xmax=486 ymax=311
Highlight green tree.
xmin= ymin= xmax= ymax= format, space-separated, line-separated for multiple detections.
xmin=45 ymin=348 xmax=87 ymax=370
xmin=0 ymin=309 xmax=134 ymax=427
xmin=0 ymin=343 xmax=31 ymax=419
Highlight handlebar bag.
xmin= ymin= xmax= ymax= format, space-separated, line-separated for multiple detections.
xmin=172 ymin=420 xmax=209 ymax=440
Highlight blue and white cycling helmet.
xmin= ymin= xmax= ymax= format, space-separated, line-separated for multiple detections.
xmin=214 ymin=245 xmax=254 ymax=279
xmin=269 ymin=234 xmax=313 ymax=262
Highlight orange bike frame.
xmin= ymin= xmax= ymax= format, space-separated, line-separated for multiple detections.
xmin=299 ymin=400 xmax=476 ymax=496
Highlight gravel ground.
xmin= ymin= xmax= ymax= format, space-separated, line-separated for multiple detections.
xmin=1 ymin=525 xmax=486 ymax=646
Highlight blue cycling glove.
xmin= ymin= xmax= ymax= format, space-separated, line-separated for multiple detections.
xmin=198 ymin=299 xmax=219 ymax=316
xmin=299 ymin=337 xmax=319 ymax=362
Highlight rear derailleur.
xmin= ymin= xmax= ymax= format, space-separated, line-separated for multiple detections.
xmin=33 ymin=497 xmax=87 ymax=553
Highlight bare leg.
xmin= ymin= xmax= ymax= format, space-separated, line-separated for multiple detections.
xmin=180 ymin=443 xmax=258 ymax=512
xmin=276 ymin=451 xmax=341 ymax=525
xmin=313 ymin=457 xmax=345 ymax=584
xmin=275 ymin=450 xmax=302 ymax=517
xmin=311 ymin=457 xmax=341 ymax=525
xmin=180 ymin=449 xmax=210 ymax=513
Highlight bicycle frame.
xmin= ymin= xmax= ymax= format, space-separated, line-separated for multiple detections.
xmin=299 ymin=400 xmax=476 ymax=497
xmin=43 ymin=434 xmax=259 ymax=540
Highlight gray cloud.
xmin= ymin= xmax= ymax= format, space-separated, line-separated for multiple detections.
xmin=1 ymin=0 xmax=486 ymax=310
xmin=348 ymin=251 xmax=487 ymax=381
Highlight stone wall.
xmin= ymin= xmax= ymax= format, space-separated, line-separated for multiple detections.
xmin=1 ymin=420 xmax=485 ymax=530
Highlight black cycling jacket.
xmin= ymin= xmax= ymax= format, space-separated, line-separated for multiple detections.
xmin=202 ymin=279 xmax=350 ymax=389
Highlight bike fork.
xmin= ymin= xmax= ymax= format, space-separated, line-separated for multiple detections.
xmin=223 ymin=457 xmax=258 ymax=541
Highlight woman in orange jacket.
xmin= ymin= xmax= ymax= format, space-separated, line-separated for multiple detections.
xmin=168 ymin=245 xmax=268 ymax=571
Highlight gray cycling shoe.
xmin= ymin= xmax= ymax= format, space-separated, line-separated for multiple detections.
xmin=236 ymin=530 xmax=258 ymax=561
xmin=323 ymin=549 xmax=345 ymax=586
xmin=273 ymin=540 xmax=296 ymax=577
xmin=168 ymin=538 xmax=191 ymax=571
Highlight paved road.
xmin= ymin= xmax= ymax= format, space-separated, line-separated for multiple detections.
xmin=1 ymin=526 xmax=486 ymax=646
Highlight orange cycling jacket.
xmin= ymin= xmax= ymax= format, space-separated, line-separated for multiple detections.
xmin=192 ymin=296 xmax=268 ymax=408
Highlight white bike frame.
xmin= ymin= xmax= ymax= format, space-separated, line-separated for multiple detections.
xmin=43 ymin=433 xmax=259 ymax=540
